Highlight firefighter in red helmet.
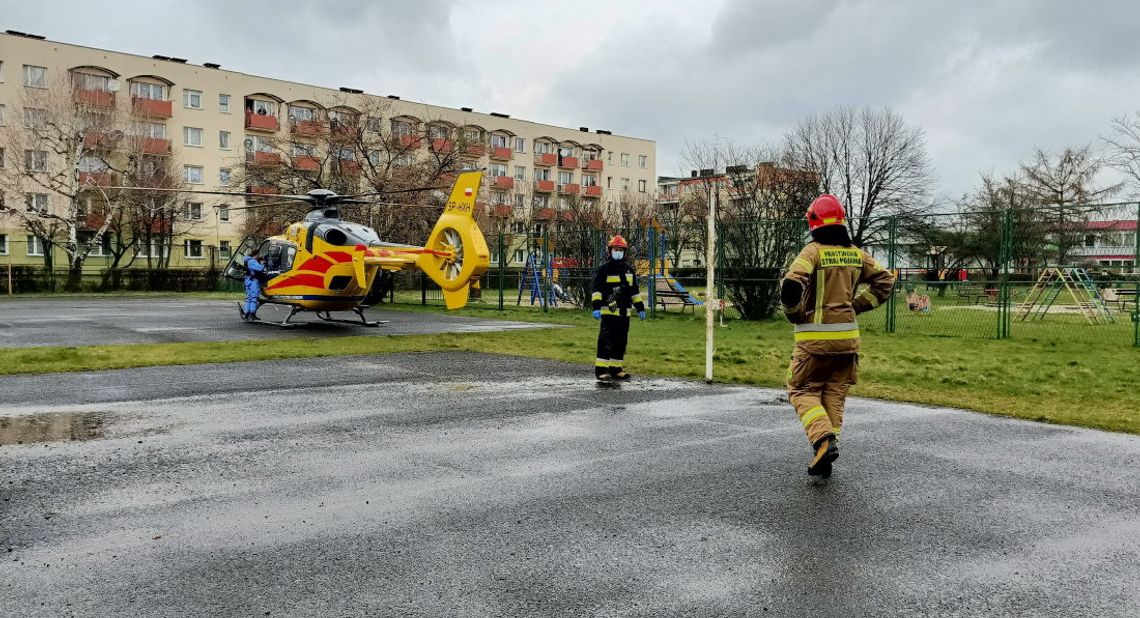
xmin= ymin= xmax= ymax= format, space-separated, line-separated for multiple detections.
xmin=780 ymin=194 xmax=895 ymax=478
xmin=591 ymin=235 xmax=646 ymax=381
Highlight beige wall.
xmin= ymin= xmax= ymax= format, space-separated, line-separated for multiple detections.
xmin=0 ymin=33 xmax=656 ymax=268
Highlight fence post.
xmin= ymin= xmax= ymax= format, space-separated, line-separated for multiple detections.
xmin=497 ymin=232 xmax=505 ymax=311
xmin=998 ymin=209 xmax=1013 ymax=339
xmin=420 ymin=272 xmax=427 ymax=306
xmin=648 ymin=226 xmax=657 ymax=319
xmin=886 ymin=216 xmax=898 ymax=334
xmin=6 ymin=263 xmax=11 ymax=296
xmin=1134 ymin=203 xmax=1139 ymax=347
xmin=541 ymin=225 xmax=550 ymax=313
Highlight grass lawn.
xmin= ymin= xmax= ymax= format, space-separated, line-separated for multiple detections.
xmin=2 ymin=297 xmax=1136 ymax=434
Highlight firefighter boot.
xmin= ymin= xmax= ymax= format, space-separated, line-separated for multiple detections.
xmin=614 ymin=370 xmax=631 ymax=380
xmin=807 ymin=434 xmax=839 ymax=478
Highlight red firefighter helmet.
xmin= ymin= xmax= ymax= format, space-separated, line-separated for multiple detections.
xmin=806 ymin=194 xmax=846 ymax=231
xmin=607 ymin=235 xmax=629 ymax=249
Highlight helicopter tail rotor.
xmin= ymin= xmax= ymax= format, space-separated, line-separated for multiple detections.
xmin=417 ymin=169 xmax=490 ymax=309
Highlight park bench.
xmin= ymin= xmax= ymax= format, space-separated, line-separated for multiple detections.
xmin=654 ymin=279 xmax=699 ymax=313
xmin=955 ymin=285 xmax=989 ymax=305
xmin=1103 ymin=288 xmax=1138 ymax=312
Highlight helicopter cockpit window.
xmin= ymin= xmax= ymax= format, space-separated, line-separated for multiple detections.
xmin=317 ymin=224 xmax=380 ymax=247
xmin=258 ymin=240 xmax=297 ymax=273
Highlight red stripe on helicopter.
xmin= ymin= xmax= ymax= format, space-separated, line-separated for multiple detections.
xmin=268 ymin=273 xmax=325 ymax=291
xmin=325 ymin=251 xmax=354 ymax=263
xmin=296 ymin=256 xmax=334 ymax=273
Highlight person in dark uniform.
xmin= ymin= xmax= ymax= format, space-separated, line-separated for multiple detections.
xmin=591 ymin=235 xmax=646 ymax=381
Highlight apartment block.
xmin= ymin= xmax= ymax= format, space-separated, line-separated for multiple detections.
xmin=0 ymin=31 xmax=657 ymax=270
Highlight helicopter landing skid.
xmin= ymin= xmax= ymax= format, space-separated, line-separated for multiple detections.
xmin=316 ymin=308 xmax=388 ymax=328
xmin=242 ymin=304 xmax=302 ymax=328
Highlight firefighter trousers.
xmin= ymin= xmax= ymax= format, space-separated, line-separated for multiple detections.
xmin=595 ymin=314 xmax=630 ymax=377
xmin=786 ymin=350 xmax=858 ymax=445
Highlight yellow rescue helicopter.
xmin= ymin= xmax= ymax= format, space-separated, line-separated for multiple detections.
xmin=114 ymin=169 xmax=490 ymax=327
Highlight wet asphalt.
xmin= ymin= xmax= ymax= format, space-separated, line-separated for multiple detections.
xmin=0 ymin=298 xmax=548 ymax=348
xmin=1 ymin=352 xmax=1138 ymax=617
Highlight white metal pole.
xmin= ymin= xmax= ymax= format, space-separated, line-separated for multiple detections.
xmin=705 ymin=177 xmax=717 ymax=383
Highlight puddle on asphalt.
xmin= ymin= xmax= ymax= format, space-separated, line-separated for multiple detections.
xmin=0 ymin=411 xmax=109 ymax=445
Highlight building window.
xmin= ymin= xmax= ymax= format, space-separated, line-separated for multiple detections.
xmin=559 ymin=171 xmax=574 ymax=185
xmin=391 ymin=119 xmax=414 ymax=136
xmin=137 ymin=240 xmax=169 ymax=258
xmin=219 ymin=240 xmax=232 ymax=259
xmin=515 ymin=194 xmax=525 ymax=209
xmin=606 ymin=176 xmax=612 ymax=189
xmin=184 ymin=127 xmax=204 ymax=147
xmin=534 ymin=141 xmax=553 ymax=154
xmin=131 ymin=82 xmax=166 ymax=100
xmin=491 ymin=134 xmax=508 ymax=149
xmin=219 ymin=131 xmax=231 ymax=150
xmin=621 ymin=178 xmax=630 ymax=191
xmin=23 ymin=65 xmax=47 ymax=88
xmin=511 ymin=221 xmax=526 ymax=234
xmin=582 ymin=174 xmax=597 ymax=187
xmin=515 ymin=137 xmax=526 ymax=153
xmin=184 ymin=239 xmax=204 ymax=259
xmin=513 ymin=249 xmax=525 ymax=263
xmin=0 ymin=147 xmax=4 ymax=167
xmin=489 ymin=163 xmax=508 ymax=177
xmin=533 ymin=195 xmax=550 ymax=208
xmin=0 ymin=104 xmax=5 ymax=126
xmin=428 ymin=124 xmax=449 ymax=139
xmin=638 ymin=179 xmax=647 ymax=193
xmin=27 ymin=235 xmax=45 ymax=256
xmin=184 ymin=202 xmax=202 ymax=220
xmin=24 ymin=108 xmax=47 ymax=129
xmin=72 ymin=72 xmax=110 ymax=91
xmin=534 ymin=168 xmax=551 ymax=181
xmin=218 ymin=204 xmax=230 ymax=221
xmin=621 ymin=153 xmax=630 ymax=167
xmin=23 ymin=150 xmax=48 ymax=172
xmin=184 ymin=165 xmax=203 ymax=184
xmin=0 ymin=234 xmax=7 ymax=255
xmin=135 ymin=122 xmax=166 ymax=139
xmin=287 ymin=105 xmax=313 ymax=122
xmin=1084 ymin=234 xmax=1096 ymax=248
xmin=365 ymin=116 xmax=383 ymax=132
xmin=639 ymin=155 xmax=647 ymax=168
xmin=514 ymin=165 xmax=526 ymax=181
xmin=219 ymin=93 xmax=230 ymax=113
xmin=183 ymin=89 xmax=203 ymax=109
xmin=25 ymin=193 xmax=48 ymax=212
xmin=219 ymin=168 xmax=231 ymax=185
xmin=607 ymin=151 xmax=613 ymax=163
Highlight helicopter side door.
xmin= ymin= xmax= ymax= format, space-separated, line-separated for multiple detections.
xmin=223 ymin=236 xmax=259 ymax=281
xmin=257 ymin=239 xmax=298 ymax=280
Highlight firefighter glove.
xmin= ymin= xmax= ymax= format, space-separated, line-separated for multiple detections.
xmin=592 ymin=309 xmax=601 ymax=320
xmin=780 ymin=279 xmax=804 ymax=308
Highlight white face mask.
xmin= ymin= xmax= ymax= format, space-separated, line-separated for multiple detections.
xmin=611 ymin=250 xmax=624 ymax=260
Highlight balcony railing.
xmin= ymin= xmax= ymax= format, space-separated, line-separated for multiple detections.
xmin=534 ymin=153 xmax=557 ymax=166
xmin=584 ymin=185 xmax=602 ymax=198
xmin=535 ymin=180 xmax=555 ymax=192
xmin=132 ymin=137 xmax=172 ymax=155
xmin=396 ymin=134 xmax=422 ymax=148
xmin=294 ymin=155 xmax=321 ymax=172
xmin=245 ymin=111 xmax=279 ymax=132
xmin=130 ymin=97 xmax=172 ymax=119
xmin=584 ymin=159 xmax=603 ymax=172
xmin=331 ymin=124 xmax=361 ymax=141
xmin=78 ymin=172 xmax=114 ymax=187
xmin=1071 ymin=245 xmax=1135 ymax=257
xmin=559 ymin=156 xmax=579 ymax=170
xmin=339 ymin=159 xmax=362 ymax=175
xmin=465 ymin=145 xmax=485 ymax=157
xmin=248 ymin=151 xmax=281 ymax=166
xmin=559 ymin=183 xmax=580 ymax=195
xmin=74 ymin=89 xmax=115 ymax=108
xmin=534 ymin=207 xmax=556 ymax=220
xmin=492 ymin=205 xmax=513 ymax=218
xmin=83 ymin=131 xmax=115 ymax=150
xmin=431 ymin=138 xmax=455 ymax=153
xmin=493 ymin=176 xmax=515 ymax=189
xmin=489 ymin=146 xmax=512 ymax=161
xmin=247 ymin=185 xmax=278 ymax=196
xmin=290 ymin=120 xmax=325 ymax=137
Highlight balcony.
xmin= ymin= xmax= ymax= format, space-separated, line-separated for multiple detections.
xmin=559 ymin=183 xmax=580 ymax=196
xmin=489 ymin=146 xmax=512 ymax=161
xmin=246 ymin=185 xmax=278 ymax=196
xmin=249 ymin=151 xmax=281 ymax=166
xmin=492 ymin=205 xmax=513 ymax=218
xmin=133 ymin=137 xmax=172 ymax=155
xmin=493 ymin=176 xmax=515 ymax=190
xmin=294 ymin=155 xmax=321 ymax=172
xmin=82 ymin=213 xmax=107 ymax=230
xmin=534 ymin=208 xmax=556 ymax=221
xmin=83 ymin=131 xmax=115 ymax=150
xmin=584 ymin=185 xmax=602 ymax=198
xmin=1071 ymin=245 xmax=1135 ymax=258
xmin=559 ymin=156 xmax=579 ymax=170
xmin=131 ymin=97 xmax=173 ymax=118
xmin=397 ymin=134 xmax=422 ymax=148
xmin=535 ymin=180 xmax=555 ymax=193
xmin=290 ymin=120 xmax=325 ymax=137
xmin=584 ymin=159 xmax=603 ymax=172
xmin=245 ymin=111 xmax=279 ymax=132
xmin=464 ymin=145 xmax=486 ymax=157
xmin=534 ymin=153 xmax=557 ymax=167
xmin=339 ymin=159 xmax=362 ymax=175
xmin=431 ymin=138 xmax=455 ymax=153
xmin=331 ymin=124 xmax=361 ymax=141
xmin=74 ymin=89 xmax=115 ymax=108
xmin=78 ymin=172 xmax=114 ymax=187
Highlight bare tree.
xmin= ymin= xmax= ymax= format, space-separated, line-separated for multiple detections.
xmin=783 ymin=106 xmax=934 ymax=246
xmin=1104 ymin=113 xmax=1140 ymax=195
xmin=0 ymin=75 xmax=125 ymax=288
xmin=1018 ymin=146 xmax=1120 ymax=264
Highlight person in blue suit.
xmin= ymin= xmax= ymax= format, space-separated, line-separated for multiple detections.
xmin=241 ymin=250 xmax=267 ymax=321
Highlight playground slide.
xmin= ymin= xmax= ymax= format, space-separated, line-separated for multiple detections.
xmin=661 ymin=275 xmax=704 ymax=305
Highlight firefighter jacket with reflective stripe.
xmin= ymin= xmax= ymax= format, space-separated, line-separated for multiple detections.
xmin=591 ymin=259 xmax=646 ymax=317
xmin=781 ymin=242 xmax=895 ymax=355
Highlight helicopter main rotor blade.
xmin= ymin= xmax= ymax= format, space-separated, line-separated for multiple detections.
xmin=100 ymin=186 xmax=278 ymax=198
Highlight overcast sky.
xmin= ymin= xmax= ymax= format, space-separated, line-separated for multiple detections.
xmin=7 ymin=0 xmax=1140 ymax=199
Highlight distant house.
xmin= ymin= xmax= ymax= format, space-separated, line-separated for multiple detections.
xmin=1072 ymin=220 xmax=1137 ymax=272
